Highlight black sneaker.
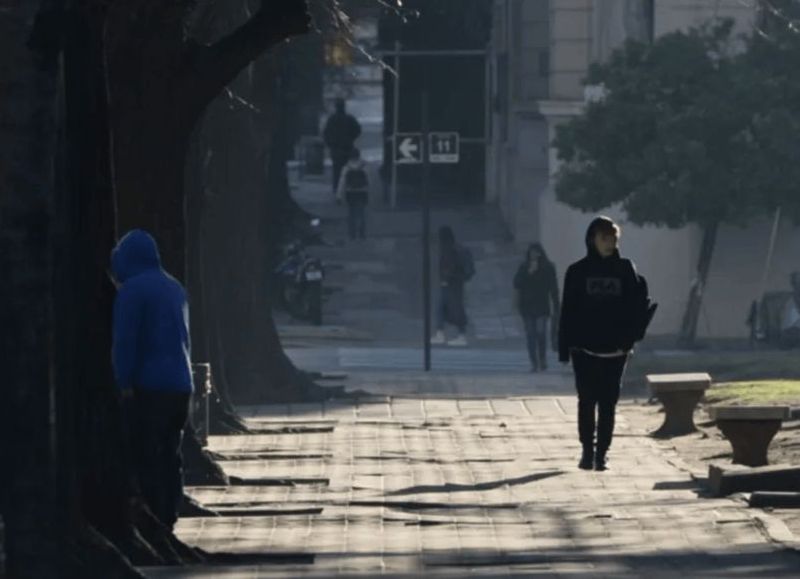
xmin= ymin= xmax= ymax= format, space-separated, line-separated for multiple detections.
xmin=578 ymin=448 xmax=594 ymax=470
xmin=594 ymin=453 xmax=608 ymax=471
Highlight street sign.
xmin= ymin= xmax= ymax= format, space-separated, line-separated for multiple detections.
xmin=429 ymin=132 xmax=460 ymax=163
xmin=394 ymin=133 xmax=423 ymax=164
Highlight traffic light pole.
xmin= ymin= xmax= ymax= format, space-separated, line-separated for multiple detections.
xmin=422 ymin=91 xmax=432 ymax=372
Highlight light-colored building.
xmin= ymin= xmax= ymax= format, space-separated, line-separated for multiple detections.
xmin=488 ymin=0 xmax=800 ymax=339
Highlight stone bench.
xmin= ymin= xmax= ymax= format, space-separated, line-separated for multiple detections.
xmin=646 ymin=373 xmax=712 ymax=437
xmin=709 ymin=406 xmax=791 ymax=467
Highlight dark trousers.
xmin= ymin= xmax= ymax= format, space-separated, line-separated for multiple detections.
xmin=347 ymin=202 xmax=367 ymax=239
xmin=523 ymin=315 xmax=548 ymax=369
xmin=331 ymin=152 xmax=349 ymax=195
xmin=134 ymin=390 xmax=190 ymax=529
xmin=436 ymin=283 xmax=467 ymax=333
xmin=572 ymin=350 xmax=628 ymax=454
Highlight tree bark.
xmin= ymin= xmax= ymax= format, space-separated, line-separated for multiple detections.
xmin=105 ymin=0 xmax=310 ymax=283
xmin=185 ymin=1 xmax=329 ymax=406
xmin=0 ymin=2 xmax=62 ymax=575
xmin=678 ymin=221 xmax=719 ymax=348
xmin=58 ymin=0 xmax=205 ymax=570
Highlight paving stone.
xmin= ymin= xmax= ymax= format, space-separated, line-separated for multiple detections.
xmin=142 ymin=388 xmax=800 ymax=578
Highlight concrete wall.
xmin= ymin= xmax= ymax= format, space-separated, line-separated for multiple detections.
xmin=550 ymin=0 xmax=592 ymax=100
xmin=654 ymin=0 xmax=757 ymax=37
xmin=591 ymin=0 xmax=652 ymax=61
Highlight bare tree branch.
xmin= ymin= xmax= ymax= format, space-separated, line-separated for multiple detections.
xmin=187 ymin=0 xmax=311 ymax=109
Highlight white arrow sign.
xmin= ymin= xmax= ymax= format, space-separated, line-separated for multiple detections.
xmin=400 ymin=138 xmax=418 ymax=158
xmin=394 ymin=133 xmax=423 ymax=164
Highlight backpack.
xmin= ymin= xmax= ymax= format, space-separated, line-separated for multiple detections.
xmin=632 ymin=273 xmax=658 ymax=342
xmin=458 ymin=246 xmax=476 ymax=282
xmin=345 ymin=166 xmax=368 ymax=191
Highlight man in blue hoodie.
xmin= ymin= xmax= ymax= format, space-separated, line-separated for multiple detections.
xmin=111 ymin=229 xmax=193 ymax=530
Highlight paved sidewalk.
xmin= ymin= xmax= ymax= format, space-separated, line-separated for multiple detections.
xmin=143 ymin=386 xmax=800 ymax=578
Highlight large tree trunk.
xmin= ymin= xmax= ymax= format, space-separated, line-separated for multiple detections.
xmin=192 ymin=4 xmax=327 ymax=406
xmin=678 ymin=222 xmax=719 ymax=348
xmin=60 ymin=1 xmax=203 ymax=571
xmin=0 ymin=2 xmax=62 ymax=575
xmin=104 ymin=0 xmax=312 ymax=489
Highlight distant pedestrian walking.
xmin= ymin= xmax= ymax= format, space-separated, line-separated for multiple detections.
xmin=337 ymin=148 xmax=369 ymax=240
xmin=323 ymin=98 xmax=362 ymax=197
xmin=514 ymin=243 xmax=559 ymax=372
xmin=431 ymin=226 xmax=475 ymax=347
xmin=111 ymin=229 xmax=193 ymax=530
xmin=558 ymin=217 xmax=653 ymax=472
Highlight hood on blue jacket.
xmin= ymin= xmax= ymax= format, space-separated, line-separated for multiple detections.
xmin=111 ymin=229 xmax=162 ymax=283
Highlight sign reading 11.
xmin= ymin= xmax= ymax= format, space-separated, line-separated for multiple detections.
xmin=429 ymin=132 xmax=460 ymax=164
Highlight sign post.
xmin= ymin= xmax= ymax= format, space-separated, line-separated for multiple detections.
xmin=422 ymin=93 xmax=432 ymax=372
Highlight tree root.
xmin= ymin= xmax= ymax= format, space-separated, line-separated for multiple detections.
xmin=182 ymin=429 xmax=229 ymax=486
xmin=61 ymin=524 xmax=144 ymax=579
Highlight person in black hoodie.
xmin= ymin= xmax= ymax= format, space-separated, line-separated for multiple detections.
xmin=514 ymin=243 xmax=559 ymax=372
xmin=559 ymin=217 xmax=641 ymax=472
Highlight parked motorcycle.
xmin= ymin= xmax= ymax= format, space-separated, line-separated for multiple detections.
xmin=273 ymin=240 xmax=325 ymax=325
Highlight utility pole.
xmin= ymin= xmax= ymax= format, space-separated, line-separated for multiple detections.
xmin=390 ymin=40 xmax=401 ymax=209
xmin=422 ymin=91 xmax=432 ymax=371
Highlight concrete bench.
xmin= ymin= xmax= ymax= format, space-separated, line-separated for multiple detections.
xmin=646 ymin=373 xmax=712 ymax=437
xmin=709 ymin=406 xmax=791 ymax=467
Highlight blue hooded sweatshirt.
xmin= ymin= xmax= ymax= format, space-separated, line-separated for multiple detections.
xmin=111 ymin=230 xmax=193 ymax=393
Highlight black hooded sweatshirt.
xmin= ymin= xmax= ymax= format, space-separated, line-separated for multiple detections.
xmin=558 ymin=222 xmax=641 ymax=363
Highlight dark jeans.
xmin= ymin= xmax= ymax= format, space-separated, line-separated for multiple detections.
xmin=437 ymin=283 xmax=467 ymax=333
xmin=523 ymin=315 xmax=548 ymax=369
xmin=572 ymin=349 xmax=628 ymax=455
xmin=133 ymin=390 xmax=190 ymax=529
xmin=347 ymin=202 xmax=367 ymax=239
xmin=331 ymin=152 xmax=349 ymax=195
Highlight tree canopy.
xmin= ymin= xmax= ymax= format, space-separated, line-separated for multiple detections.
xmin=553 ymin=19 xmax=800 ymax=229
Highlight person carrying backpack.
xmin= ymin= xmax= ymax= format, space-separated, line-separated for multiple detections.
xmin=431 ymin=226 xmax=475 ymax=347
xmin=336 ymin=148 xmax=369 ymax=241
xmin=558 ymin=216 xmax=656 ymax=472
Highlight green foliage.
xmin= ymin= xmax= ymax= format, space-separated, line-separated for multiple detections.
xmin=554 ymin=18 xmax=800 ymax=229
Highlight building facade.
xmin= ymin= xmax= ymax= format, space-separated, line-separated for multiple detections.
xmin=488 ymin=0 xmax=800 ymax=339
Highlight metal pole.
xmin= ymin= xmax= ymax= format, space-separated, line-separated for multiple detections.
xmin=204 ymin=372 xmax=211 ymax=444
xmin=422 ymin=91 xmax=432 ymax=371
xmin=483 ymin=42 xmax=492 ymax=204
xmin=390 ymin=41 xmax=401 ymax=209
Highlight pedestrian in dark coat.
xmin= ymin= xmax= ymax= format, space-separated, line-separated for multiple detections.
xmin=514 ymin=243 xmax=559 ymax=372
xmin=323 ymin=98 xmax=362 ymax=197
xmin=431 ymin=226 xmax=474 ymax=347
xmin=558 ymin=217 xmax=642 ymax=472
